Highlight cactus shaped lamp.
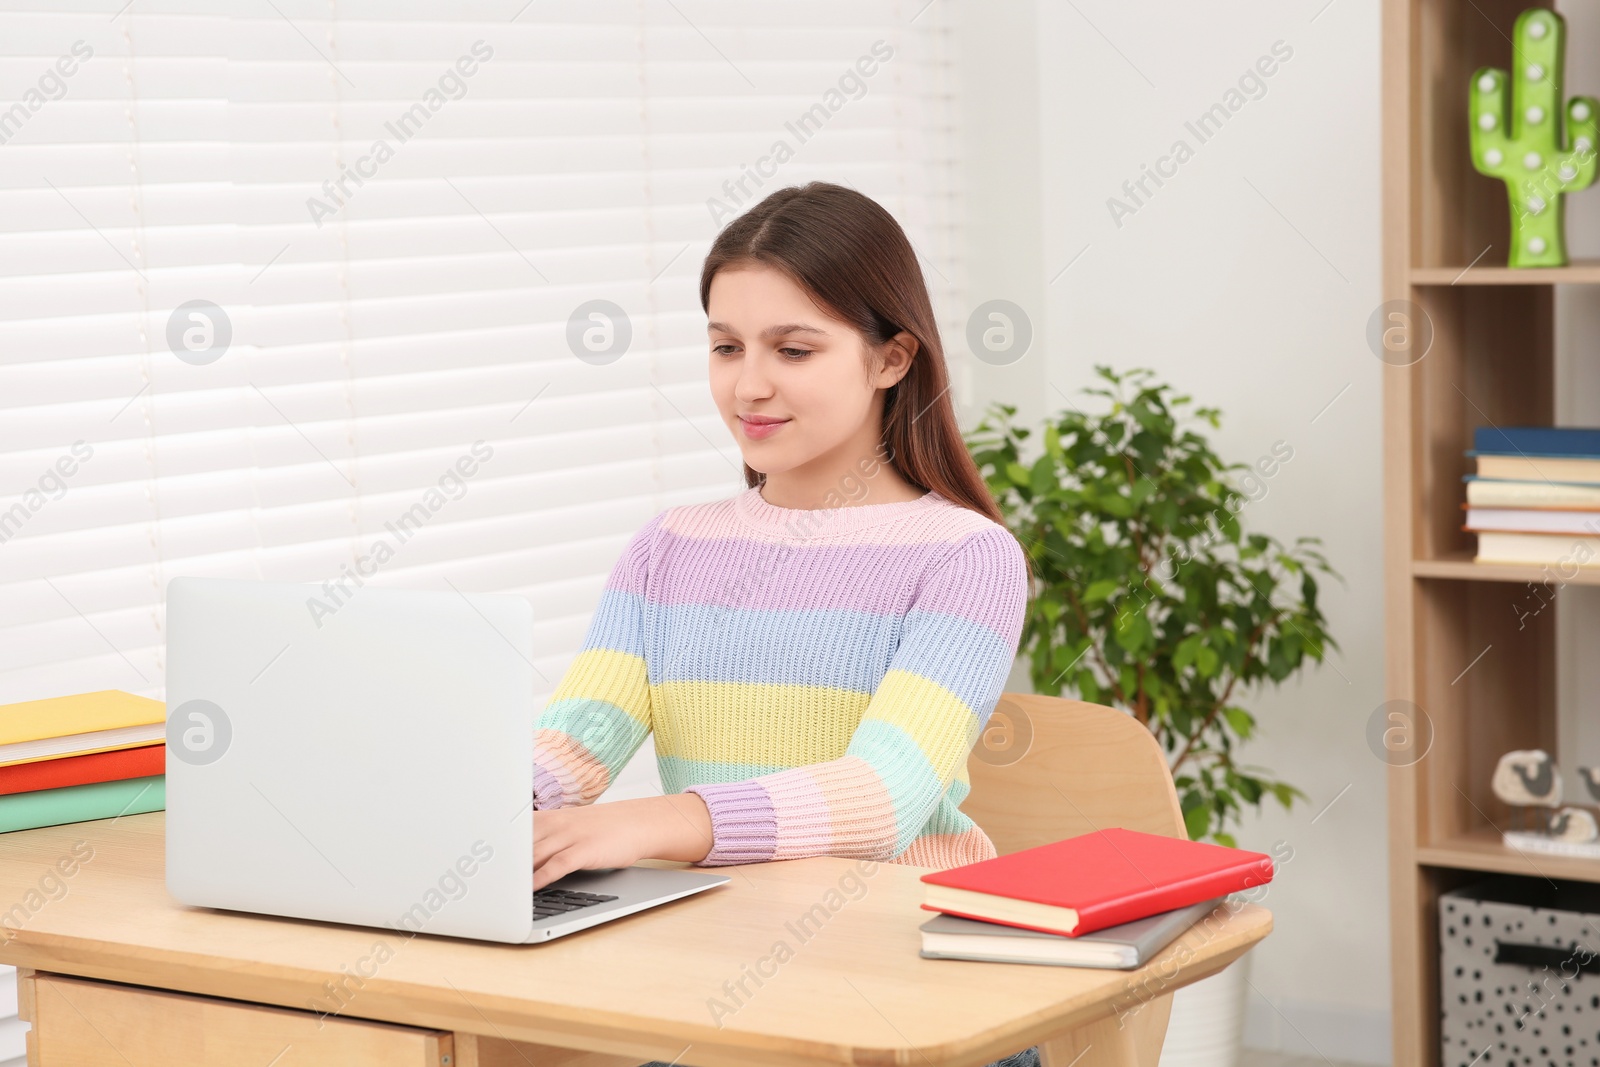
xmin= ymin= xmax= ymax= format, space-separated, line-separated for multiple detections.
xmin=1469 ymin=7 xmax=1599 ymax=268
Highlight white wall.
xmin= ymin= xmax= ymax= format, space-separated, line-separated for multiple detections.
xmin=960 ymin=1 xmax=1389 ymax=1062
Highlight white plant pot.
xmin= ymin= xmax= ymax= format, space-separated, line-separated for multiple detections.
xmin=1157 ymin=950 xmax=1250 ymax=1067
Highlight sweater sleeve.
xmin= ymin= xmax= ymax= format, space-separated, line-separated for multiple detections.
xmin=530 ymin=512 xmax=663 ymax=810
xmin=681 ymin=525 xmax=1028 ymax=865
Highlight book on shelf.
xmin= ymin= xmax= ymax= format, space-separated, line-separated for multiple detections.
xmin=0 ymin=691 xmax=166 ymax=769
xmin=0 ymin=775 xmax=164 ymax=834
xmin=1473 ymin=426 xmax=1600 ymax=457
xmin=1464 ymin=477 xmax=1600 ymax=509
xmin=1473 ymin=532 xmax=1600 ymax=567
xmin=1465 ymin=427 xmax=1600 ymax=566
xmin=918 ymin=827 xmax=1274 ymax=938
xmin=1472 ymin=455 xmax=1600 ymax=483
xmin=919 ymin=896 xmax=1224 ymax=969
xmin=0 ymin=744 xmax=164 ymax=796
xmin=1464 ymin=506 xmax=1600 ymax=536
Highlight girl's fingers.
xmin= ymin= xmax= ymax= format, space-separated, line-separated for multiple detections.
xmin=531 ymin=811 xmax=568 ymax=870
xmin=533 ymin=845 xmax=582 ymax=892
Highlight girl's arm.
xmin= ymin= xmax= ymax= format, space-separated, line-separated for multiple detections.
xmin=530 ymin=511 xmax=664 ymax=811
xmin=681 ymin=525 xmax=1028 ymax=865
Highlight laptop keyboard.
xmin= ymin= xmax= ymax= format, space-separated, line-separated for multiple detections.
xmin=532 ymin=887 xmax=619 ymax=920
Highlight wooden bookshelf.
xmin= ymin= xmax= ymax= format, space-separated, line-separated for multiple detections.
xmin=1410 ymin=261 xmax=1600 ymax=283
xmin=1412 ymin=551 xmax=1600 ymax=586
xmin=1383 ymin=1 xmax=1600 ymax=1064
xmin=1419 ymin=827 xmax=1600 ymax=882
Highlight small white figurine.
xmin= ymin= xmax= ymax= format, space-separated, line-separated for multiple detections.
xmin=1492 ymin=749 xmax=1562 ymax=806
xmin=1550 ymin=806 xmax=1600 ymax=844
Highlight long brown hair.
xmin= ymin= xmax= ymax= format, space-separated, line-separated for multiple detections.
xmin=698 ymin=181 xmax=1023 ymax=561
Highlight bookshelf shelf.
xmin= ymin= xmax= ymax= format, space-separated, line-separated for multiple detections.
xmin=1412 ymin=552 xmax=1600 ymax=586
xmin=1410 ymin=260 xmax=1600 ymax=285
xmin=1420 ymin=828 xmax=1600 ymax=885
xmin=1382 ymin=0 xmax=1593 ymax=1063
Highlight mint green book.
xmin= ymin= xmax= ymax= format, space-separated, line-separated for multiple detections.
xmin=0 ymin=775 xmax=164 ymax=833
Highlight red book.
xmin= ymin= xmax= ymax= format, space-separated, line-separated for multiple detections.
xmin=919 ymin=827 xmax=1274 ymax=937
xmin=0 ymin=743 xmax=165 ymax=796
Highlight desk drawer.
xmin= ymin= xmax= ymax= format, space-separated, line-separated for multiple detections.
xmin=19 ymin=972 xmax=453 ymax=1067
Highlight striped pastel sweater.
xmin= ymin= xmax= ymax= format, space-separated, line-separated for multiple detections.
xmin=530 ymin=485 xmax=1028 ymax=870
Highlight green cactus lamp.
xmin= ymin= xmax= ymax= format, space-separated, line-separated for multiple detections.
xmin=1469 ymin=7 xmax=1599 ymax=268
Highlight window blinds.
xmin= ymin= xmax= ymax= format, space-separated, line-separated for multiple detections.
xmin=0 ymin=0 xmax=964 ymax=721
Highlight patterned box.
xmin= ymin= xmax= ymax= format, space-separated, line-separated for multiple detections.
xmin=1440 ymin=874 xmax=1600 ymax=1067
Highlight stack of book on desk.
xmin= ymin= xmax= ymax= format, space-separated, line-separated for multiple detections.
xmin=0 ymin=691 xmax=166 ymax=833
xmin=1465 ymin=426 xmax=1600 ymax=566
xmin=916 ymin=827 xmax=1274 ymax=969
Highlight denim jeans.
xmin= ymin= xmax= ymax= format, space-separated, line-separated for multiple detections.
xmin=983 ymin=1047 xmax=1042 ymax=1067
xmin=637 ymin=1047 xmax=1040 ymax=1067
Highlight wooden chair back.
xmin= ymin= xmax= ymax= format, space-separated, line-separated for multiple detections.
xmin=962 ymin=692 xmax=1188 ymax=851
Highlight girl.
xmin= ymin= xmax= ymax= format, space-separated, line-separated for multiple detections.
xmin=531 ymin=182 xmax=1039 ymax=1067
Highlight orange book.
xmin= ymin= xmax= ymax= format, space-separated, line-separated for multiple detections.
xmin=0 ymin=743 xmax=164 ymax=796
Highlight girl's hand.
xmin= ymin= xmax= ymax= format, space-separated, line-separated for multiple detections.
xmin=532 ymin=793 xmax=714 ymax=891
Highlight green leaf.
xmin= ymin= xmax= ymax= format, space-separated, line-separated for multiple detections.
xmin=1083 ymin=578 xmax=1122 ymax=604
xmin=1234 ymin=776 xmax=1263 ymax=804
xmin=1172 ymin=633 xmax=1202 ymax=670
xmin=1100 ymin=493 xmax=1133 ymax=518
xmin=1221 ymin=707 xmax=1254 ymax=738
xmin=1113 ymin=610 xmax=1152 ymax=653
xmin=1182 ymin=800 xmax=1212 ymax=841
xmin=1030 ymin=454 xmax=1057 ymax=496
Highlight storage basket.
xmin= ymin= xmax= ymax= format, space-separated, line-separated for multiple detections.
xmin=1440 ymin=874 xmax=1600 ymax=1067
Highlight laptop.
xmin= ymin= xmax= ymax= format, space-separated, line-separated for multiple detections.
xmin=163 ymin=575 xmax=727 ymax=944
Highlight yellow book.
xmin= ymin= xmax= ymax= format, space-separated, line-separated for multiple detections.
xmin=0 ymin=691 xmax=166 ymax=769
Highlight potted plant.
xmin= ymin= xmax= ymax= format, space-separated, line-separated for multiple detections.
xmin=964 ymin=364 xmax=1341 ymax=1067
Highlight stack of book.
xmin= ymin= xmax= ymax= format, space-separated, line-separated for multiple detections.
xmin=0 ymin=691 xmax=166 ymax=833
xmin=1466 ymin=426 xmax=1600 ymax=566
xmin=916 ymin=827 xmax=1274 ymax=968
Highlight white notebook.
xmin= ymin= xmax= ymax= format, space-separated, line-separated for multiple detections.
xmin=918 ymin=896 xmax=1224 ymax=969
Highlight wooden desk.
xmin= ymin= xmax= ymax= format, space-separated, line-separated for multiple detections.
xmin=0 ymin=812 xmax=1270 ymax=1067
